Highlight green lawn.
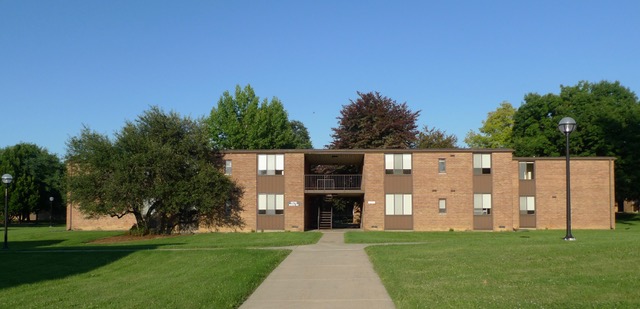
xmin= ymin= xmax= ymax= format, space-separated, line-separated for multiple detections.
xmin=0 ymin=227 xmax=321 ymax=308
xmin=346 ymin=213 xmax=640 ymax=308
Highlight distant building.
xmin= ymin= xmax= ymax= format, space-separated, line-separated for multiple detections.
xmin=67 ymin=149 xmax=616 ymax=231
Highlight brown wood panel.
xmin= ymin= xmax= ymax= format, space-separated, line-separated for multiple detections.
xmin=384 ymin=175 xmax=413 ymax=193
xmin=257 ymin=215 xmax=284 ymax=230
xmin=473 ymin=175 xmax=492 ymax=193
xmin=520 ymin=214 xmax=536 ymax=228
xmin=384 ymin=215 xmax=413 ymax=230
xmin=257 ymin=175 xmax=285 ymax=193
xmin=519 ymin=180 xmax=536 ymax=195
xmin=473 ymin=215 xmax=493 ymax=230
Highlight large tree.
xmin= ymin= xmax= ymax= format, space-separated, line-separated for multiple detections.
xmin=465 ymin=101 xmax=516 ymax=148
xmin=207 ymin=84 xmax=310 ymax=149
xmin=0 ymin=143 xmax=65 ymax=222
xmin=416 ymin=125 xmax=458 ymax=148
xmin=290 ymin=120 xmax=313 ymax=149
xmin=66 ymin=106 xmax=243 ymax=234
xmin=512 ymin=80 xmax=640 ymax=207
xmin=330 ymin=92 xmax=420 ymax=149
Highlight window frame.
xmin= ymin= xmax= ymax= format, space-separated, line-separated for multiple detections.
xmin=473 ymin=153 xmax=492 ymax=175
xmin=473 ymin=193 xmax=492 ymax=215
xmin=519 ymin=196 xmax=535 ymax=215
xmin=385 ymin=154 xmax=412 ymax=175
xmin=224 ymin=160 xmax=232 ymax=175
xmin=438 ymin=158 xmax=446 ymax=174
xmin=258 ymin=154 xmax=284 ymax=176
xmin=519 ymin=162 xmax=535 ymax=180
xmin=258 ymin=194 xmax=284 ymax=215
xmin=438 ymin=198 xmax=447 ymax=214
xmin=385 ymin=194 xmax=413 ymax=215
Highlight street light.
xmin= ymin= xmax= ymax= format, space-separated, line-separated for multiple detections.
xmin=2 ymin=174 xmax=13 ymax=250
xmin=49 ymin=197 xmax=54 ymax=227
xmin=558 ymin=117 xmax=577 ymax=241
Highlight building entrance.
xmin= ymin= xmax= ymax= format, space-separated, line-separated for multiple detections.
xmin=305 ymin=194 xmax=364 ymax=230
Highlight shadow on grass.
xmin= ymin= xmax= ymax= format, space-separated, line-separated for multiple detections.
xmin=616 ymin=212 xmax=640 ymax=225
xmin=0 ymin=240 xmax=181 ymax=291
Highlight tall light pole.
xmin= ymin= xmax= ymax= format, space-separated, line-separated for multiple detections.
xmin=558 ymin=117 xmax=577 ymax=241
xmin=49 ymin=196 xmax=54 ymax=227
xmin=2 ymin=174 xmax=13 ymax=250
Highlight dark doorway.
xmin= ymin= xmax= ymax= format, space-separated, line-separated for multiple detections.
xmin=305 ymin=194 xmax=363 ymax=230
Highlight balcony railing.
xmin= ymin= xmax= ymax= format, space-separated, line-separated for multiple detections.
xmin=305 ymin=175 xmax=362 ymax=191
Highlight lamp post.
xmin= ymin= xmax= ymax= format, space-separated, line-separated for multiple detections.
xmin=49 ymin=197 xmax=54 ymax=227
xmin=2 ymin=174 xmax=13 ymax=250
xmin=558 ymin=117 xmax=577 ymax=241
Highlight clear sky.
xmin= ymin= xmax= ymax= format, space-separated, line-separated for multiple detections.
xmin=2 ymin=0 xmax=639 ymax=157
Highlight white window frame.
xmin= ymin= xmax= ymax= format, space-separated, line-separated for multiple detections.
xmin=385 ymin=154 xmax=412 ymax=175
xmin=258 ymin=194 xmax=284 ymax=215
xmin=473 ymin=154 xmax=492 ymax=175
xmin=474 ymin=193 xmax=492 ymax=215
xmin=224 ymin=160 xmax=232 ymax=175
xmin=519 ymin=162 xmax=535 ymax=180
xmin=520 ymin=196 xmax=535 ymax=215
xmin=438 ymin=158 xmax=446 ymax=174
xmin=258 ymin=154 xmax=284 ymax=175
xmin=438 ymin=198 xmax=447 ymax=214
xmin=385 ymin=194 xmax=412 ymax=215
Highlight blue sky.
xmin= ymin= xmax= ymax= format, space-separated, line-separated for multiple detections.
xmin=2 ymin=0 xmax=639 ymax=156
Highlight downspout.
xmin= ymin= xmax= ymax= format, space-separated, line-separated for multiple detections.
xmin=609 ymin=159 xmax=614 ymax=229
xmin=67 ymin=192 xmax=72 ymax=231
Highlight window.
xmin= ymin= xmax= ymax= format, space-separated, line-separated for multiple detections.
xmin=520 ymin=196 xmax=535 ymax=215
xmin=258 ymin=194 xmax=284 ymax=215
xmin=258 ymin=154 xmax=284 ymax=175
xmin=519 ymin=162 xmax=534 ymax=180
xmin=224 ymin=160 xmax=232 ymax=175
xmin=385 ymin=154 xmax=412 ymax=174
xmin=225 ymin=200 xmax=232 ymax=218
xmin=438 ymin=158 xmax=446 ymax=173
xmin=438 ymin=199 xmax=447 ymax=214
xmin=385 ymin=194 xmax=412 ymax=215
xmin=474 ymin=193 xmax=492 ymax=215
xmin=473 ymin=154 xmax=491 ymax=175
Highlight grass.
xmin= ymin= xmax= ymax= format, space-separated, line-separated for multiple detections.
xmin=346 ymin=213 xmax=640 ymax=308
xmin=0 ymin=226 xmax=321 ymax=308
xmin=3 ymin=215 xmax=639 ymax=308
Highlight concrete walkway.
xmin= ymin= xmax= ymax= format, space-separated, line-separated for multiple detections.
xmin=240 ymin=230 xmax=395 ymax=309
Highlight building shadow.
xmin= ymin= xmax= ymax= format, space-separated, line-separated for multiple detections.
xmin=0 ymin=240 xmax=180 ymax=290
xmin=616 ymin=212 xmax=640 ymax=225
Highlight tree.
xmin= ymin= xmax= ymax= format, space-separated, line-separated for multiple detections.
xmin=511 ymin=80 xmax=640 ymax=207
xmin=0 ymin=143 xmax=65 ymax=222
xmin=207 ymin=84 xmax=309 ymax=149
xmin=290 ymin=120 xmax=313 ymax=149
xmin=66 ymin=106 xmax=243 ymax=234
xmin=416 ymin=126 xmax=458 ymax=148
xmin=465 ymin=101 xmax=516 ymax=148
xmin=330 ymin=92 xmax=420 ymax=149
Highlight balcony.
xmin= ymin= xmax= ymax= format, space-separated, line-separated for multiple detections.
xmin=305 ymin=175 xmax=362 ymax=191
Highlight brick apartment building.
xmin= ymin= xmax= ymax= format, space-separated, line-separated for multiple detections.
xmin=67 ymin=149 xmax=616 ymax=232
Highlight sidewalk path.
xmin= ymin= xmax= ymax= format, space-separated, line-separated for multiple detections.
xmin=239 ymin=230 xmax=395 ymax=309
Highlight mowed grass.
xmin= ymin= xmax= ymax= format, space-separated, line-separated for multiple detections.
xmin=0 ymin=227 xmax=321 ymax=308
xmin=346 ymin=214 xmax=640 ymax=308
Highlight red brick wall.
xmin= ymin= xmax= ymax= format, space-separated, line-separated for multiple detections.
xmin=284 ymin=153 xmax=305 ymax=231
xmin=210 ymin=153 xmax=257 ymax=232
xmin=412 ymin=152 xmax=474 ymax=231
xmin=66 ymin=201 xmax=136 ymax=231
xmin=491 ymin=152 xmax=517 ymax=231
xmin=534 ymin=159 xmax=615 ymax=230
xmin=362 ymin=153 xmax=385 ymax=230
